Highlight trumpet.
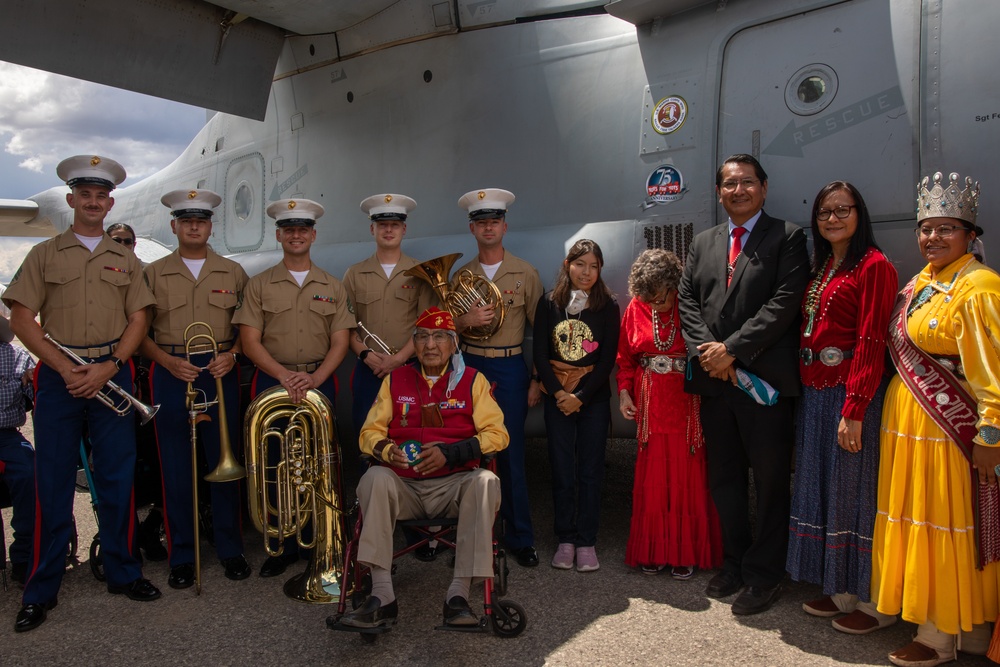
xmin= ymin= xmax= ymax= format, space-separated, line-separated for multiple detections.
xmin=355 ymin=320 xmax=397 ymax=356
xmin=44 ymin=333 xmax=159 ymax=424
xmin=183 ymin=322 xmax=246 ymax=594
xmin=245 ymin=386 xmax=345 ymax=604
xmin=404 ymin=253 xmax=507 ymax=341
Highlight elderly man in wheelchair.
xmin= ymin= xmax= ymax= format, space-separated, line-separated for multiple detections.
xmin=339 ymin=306 xmax=509 ymax=630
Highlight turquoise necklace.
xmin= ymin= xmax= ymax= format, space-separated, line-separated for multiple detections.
xmin=803 ymin=255 xmax=843 ymax=338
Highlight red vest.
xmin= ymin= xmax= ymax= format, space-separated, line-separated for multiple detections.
xmin=386 ymin=364 xmax=480 ymax=479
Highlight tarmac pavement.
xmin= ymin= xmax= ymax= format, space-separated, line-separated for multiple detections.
xmin=3 ymin=430 xmax=997 ymax=667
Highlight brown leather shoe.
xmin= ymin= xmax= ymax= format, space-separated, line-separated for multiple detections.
xmin=802 ymin=596 xmax=842 ymax=617
xmin=888 ymin=640 xmax=955 ymax=667
xmin=832 ymin=609 xmax=896 ymax=635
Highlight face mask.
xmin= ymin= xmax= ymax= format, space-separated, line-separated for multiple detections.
xmin=566 ymin=289 xmax=589 ymax=315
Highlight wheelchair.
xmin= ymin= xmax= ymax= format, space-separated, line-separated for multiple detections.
xmin=327 ymin=462 xmax=528 ymax=642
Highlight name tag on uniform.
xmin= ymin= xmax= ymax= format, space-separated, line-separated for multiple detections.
xmin=312 ymin=295 xmax=336 ymax=303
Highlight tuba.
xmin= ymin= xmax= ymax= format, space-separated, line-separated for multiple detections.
xmin=404 ymin=253 xmax=506 ymax=341
xmin=245 ymin=386 xmax=345 ymax=604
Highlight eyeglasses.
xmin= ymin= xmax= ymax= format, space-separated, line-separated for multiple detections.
xmin=816 ymin=205 xmax=856 ymax=221
xmin=413 ymin=331 xmax=452 ymax=344
xmin=111 ymin=237 xmax=135 ymax=246
xmin=916 ymin=224 xmax=966 ymax=239
xmin=720 ymin=178 xmax=760 ymax=192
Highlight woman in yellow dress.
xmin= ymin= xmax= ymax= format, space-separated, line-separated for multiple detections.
xmin=864 ymin=172 xmax=1000 ymax=667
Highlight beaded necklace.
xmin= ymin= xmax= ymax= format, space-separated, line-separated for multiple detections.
xmin=803 ymin=255 xmax=844 ymax=338
xmin=651 ymin=302 xmax=677 ymax=351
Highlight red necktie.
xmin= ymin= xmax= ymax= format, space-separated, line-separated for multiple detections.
xmin=727 ymin=227 xmax=746 ymax=286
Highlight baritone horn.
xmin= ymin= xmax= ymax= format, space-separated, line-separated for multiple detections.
xmin=245 ymin=386 xmax=345 ymax=604
xmin=404 ymin=252 xmax=506 ymax=341
xmin=183 ymin=322 xmax=246 ymax=594
xmin=43 ymin=334 xmax=159 ymax=424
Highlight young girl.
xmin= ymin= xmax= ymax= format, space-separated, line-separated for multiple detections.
xmin=533 ymin=239 xmax=620 ymax=572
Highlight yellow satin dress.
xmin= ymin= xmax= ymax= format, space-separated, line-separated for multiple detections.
xmin=872 ymin=254 xmax=1000 ymax=635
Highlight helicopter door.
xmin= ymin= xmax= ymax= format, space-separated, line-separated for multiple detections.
xmin=222 ymin=152 xmax=266 ymax=252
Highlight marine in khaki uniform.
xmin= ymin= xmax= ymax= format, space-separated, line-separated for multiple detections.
xmin=5 ymin=155 xmax=160 ymax=633
xmin=140 ymin=189 xmax=252 ymax=590
xmin=453 ymin=188 xmax=543 ymax=567
xmin=343 ymin=193 xmax=436 ymax=456
xmin=233 ymin=197 xmax=353 ymax=578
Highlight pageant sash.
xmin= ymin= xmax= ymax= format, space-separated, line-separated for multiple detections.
xmin=888 ymin=278 xmax=1000 ymax=567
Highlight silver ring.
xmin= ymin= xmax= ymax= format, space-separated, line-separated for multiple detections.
xmin=994 ymin=464 xmax=1000 ymax=478
xmin=850 ymin=440 xmax=856 ymax=445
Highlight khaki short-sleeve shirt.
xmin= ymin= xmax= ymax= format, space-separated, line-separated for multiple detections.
xmin=453 ymin=251 xmax=542 ymax=348
xmin=2 ymin=229 xmax=155 ymax=346
xmin=233 ymin=262 xmax=354 ymax=365
xmin=144 ymin=248 xmax=249 ymax=348
xmin=342 ymin=253 xmax=438 ymax=352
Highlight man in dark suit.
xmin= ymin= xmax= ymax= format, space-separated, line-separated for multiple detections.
xmin=678 ymin=154 xmax=808 ymax=615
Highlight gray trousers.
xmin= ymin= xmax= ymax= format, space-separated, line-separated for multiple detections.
xmin=357 ymin=466 xmax=500 ymax=579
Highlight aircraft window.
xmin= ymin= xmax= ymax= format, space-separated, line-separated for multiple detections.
xmin=234 ymin=182 xmax=253 ymax=221
xmin=785 ymin=64 xmax=838 ymax=116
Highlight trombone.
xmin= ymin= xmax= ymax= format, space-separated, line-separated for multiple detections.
xmin=183 ymin=322 xmax=246 ymax=594
xmin=44 ymin=334 xmax=159 ymax=424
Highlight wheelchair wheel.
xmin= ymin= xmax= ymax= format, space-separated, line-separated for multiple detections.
xmin=89 ymin=536 xmax=106 ymax=582
xmin=493 ymin=550 xmax=509 ymax=596
xmin=491 ymin=599 xmax=527 ymax=638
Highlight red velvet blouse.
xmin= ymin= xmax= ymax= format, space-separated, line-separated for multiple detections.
xmin=799 ymin=248 xmax=898 ymax=421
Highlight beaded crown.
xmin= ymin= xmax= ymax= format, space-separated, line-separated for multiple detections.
xmin=917 ymin=171 xmax=979 ymax=225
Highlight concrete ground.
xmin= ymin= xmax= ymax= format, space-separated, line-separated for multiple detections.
xmin=2 ymin=425 xmax=996 ymax=667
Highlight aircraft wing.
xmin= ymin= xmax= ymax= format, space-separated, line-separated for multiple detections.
xmin=1 ymin=0 xmax=606 ymax=120
xmin=0 ymin=199 xmax=55 ymax=238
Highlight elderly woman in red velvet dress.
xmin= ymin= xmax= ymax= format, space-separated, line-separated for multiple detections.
xmin=617 ymin=249 xmax=721 ymax=578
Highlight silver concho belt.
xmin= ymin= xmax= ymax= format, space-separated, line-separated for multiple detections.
xmin=800 ymin=347 xmax=854 ymax=367
xmin=639 ymin=355 xmax=687 ymax=374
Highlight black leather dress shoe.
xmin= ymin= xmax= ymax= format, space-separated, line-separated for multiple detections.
xmin=222 ymin=555 xmax=252 ymax=581
xmin=732 ymin=583 xmax=782 ymax=615
xmin=168 ymin=563 xmax=195 ymax=590
xmin=442 ymin=596 xmax=479 ymax=626
xmin=259 ymin=552 xmax=299 ymax=578
xmin=108 ymin=578 xmax=162 ymax=601
xmin=14 ymin=600 xmax=56 ymax=633
xmin=511 ymin=546 xmax=539 ymax=567
xmin=705 ymin=570 xmax=743 ymax=598
xmin=338 ymin=595 xmax=399 ymax=629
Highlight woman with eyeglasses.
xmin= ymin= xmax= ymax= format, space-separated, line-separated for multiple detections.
xmin=785 ymin=181 xmax=898 ymax=629
xmin=616 ymin=249 xmax=721 ymax=578
xmin=864 ymin=173 xmax=1000 ymax=667
xmin=533 ymin=239 xmax=619 ymax=572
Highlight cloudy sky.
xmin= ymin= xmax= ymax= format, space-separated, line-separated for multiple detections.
xmin=0 ymin=60 xmax=207 ymax=281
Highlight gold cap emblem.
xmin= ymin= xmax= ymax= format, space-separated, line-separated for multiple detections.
xmin=288 ymin=200 xmax=297 ymax=209
xmin=477 ymin=191 xmax=486 ymax=200
xmin=90 ymin=156 xmax=101 ymax=166
xmin=384 ymin=195 xmax=393 ymax=203
xmin=187 ymin=190 xmax=198 ymax=199
xmin=434 ymin=315 xmax=444 ymax=326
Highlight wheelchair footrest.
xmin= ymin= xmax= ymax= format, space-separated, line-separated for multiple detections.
xmin=434 ymin=617 xmax=490 ymax=633
xmin=325 ymin=619 xmax=393 ymax=635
